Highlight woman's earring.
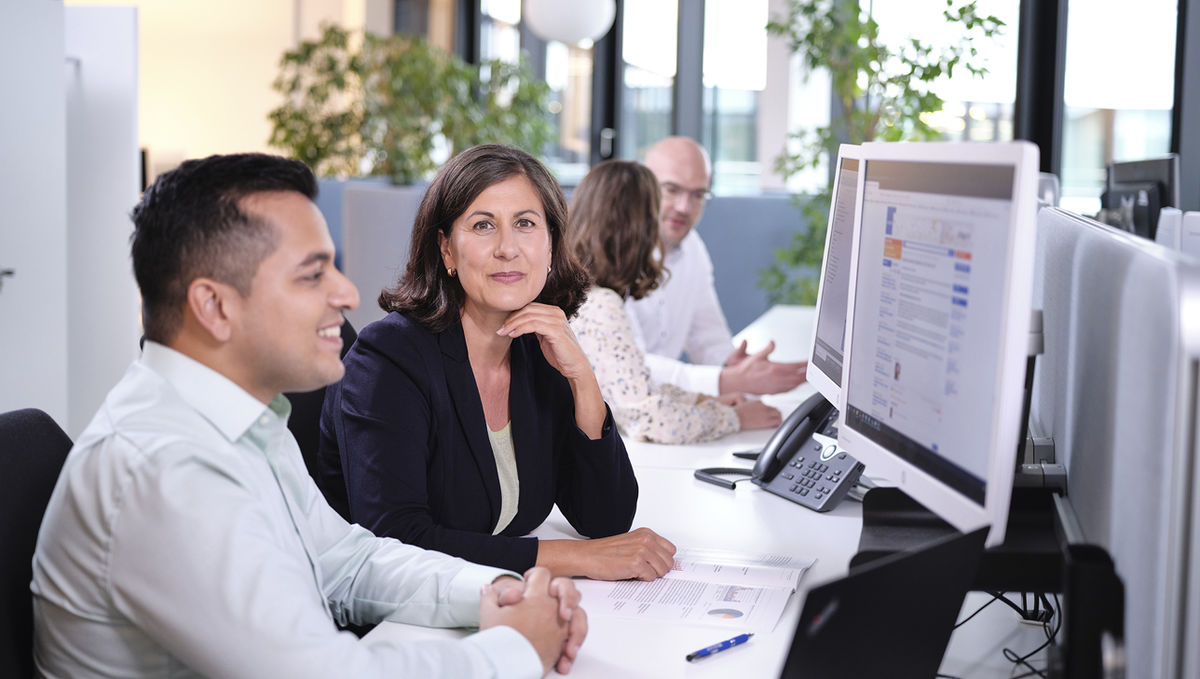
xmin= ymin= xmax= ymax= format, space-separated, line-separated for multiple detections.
xmin=447 ymin=267 xmax=457 ymax=277
xmin=546 ymin=265 xmax=551 ymax=274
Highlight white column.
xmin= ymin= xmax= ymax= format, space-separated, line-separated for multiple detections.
xmin=0 ymin=1 xmax=69 ymax=427
xmin=64 ymin=6 xmax=142 ymax=437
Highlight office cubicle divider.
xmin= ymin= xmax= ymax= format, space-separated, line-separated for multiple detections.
xmin=1031 ymin=207 xmax=1200 ymax=678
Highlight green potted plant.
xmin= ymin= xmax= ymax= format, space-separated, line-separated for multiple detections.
xmin=267 ymin=25 xmax=554 ymax=330
xmin=268 ymin=24 xmax=553 ymax=185
xmin=759 ymin=0 xmax=1005 ymax=304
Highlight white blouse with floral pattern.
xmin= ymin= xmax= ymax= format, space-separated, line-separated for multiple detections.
xmin=570 ymin=286 xmax=740 ymax=444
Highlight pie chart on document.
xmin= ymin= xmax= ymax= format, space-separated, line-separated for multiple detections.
xmin=707 ymin=608 xmax=745 ymax=619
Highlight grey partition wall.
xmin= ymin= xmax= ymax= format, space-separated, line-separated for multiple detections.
xmin=340 ymin=182 xmax=425 ymax=332
xmin=1030 ymin=208 xmax=1200 ymax=678
xmin=693 ymin=193 xmax=808 ymax=334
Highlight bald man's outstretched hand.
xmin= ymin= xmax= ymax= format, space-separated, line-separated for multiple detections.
xmin=719 ymin=340 xmax=808 ymax=395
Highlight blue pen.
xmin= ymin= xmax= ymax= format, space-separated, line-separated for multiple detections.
xmin=685 ymin=632 xmax=754 ymax=661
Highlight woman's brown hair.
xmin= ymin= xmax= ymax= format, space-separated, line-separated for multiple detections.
xmin=379 ymin=144 xmax=590 ymax=331
xmin=568 ymin=160 xmax=664 ymax=300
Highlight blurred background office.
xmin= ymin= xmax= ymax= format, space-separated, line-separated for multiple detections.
xmin=3 ymin=0 xmax=1199 ymax=438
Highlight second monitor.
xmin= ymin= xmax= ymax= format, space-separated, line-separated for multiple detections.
xmin=838 ymin=141 xmax=1040 ymax=547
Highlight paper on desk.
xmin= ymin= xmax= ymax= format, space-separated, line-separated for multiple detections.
xmin=574 ymin=548 xmax=815 ymax=633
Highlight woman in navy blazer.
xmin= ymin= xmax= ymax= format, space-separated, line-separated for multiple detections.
xmin=319 ymin=144 xmax=676 ymax=579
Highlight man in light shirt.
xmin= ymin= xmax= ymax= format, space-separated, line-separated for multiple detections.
xmin=627 ymin=136 xmax=808 ymax=397
xmin=31 ymin=153 xmax=584 ymax=678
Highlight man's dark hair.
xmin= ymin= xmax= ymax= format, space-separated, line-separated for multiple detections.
xmin=130 ymin=153 xmax=318 ymax=343
xmin=380 ymin=144 xmax=590 ymax=331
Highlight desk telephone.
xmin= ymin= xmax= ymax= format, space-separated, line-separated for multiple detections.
xmin=695 ymin=392 xmax=866 ymax=513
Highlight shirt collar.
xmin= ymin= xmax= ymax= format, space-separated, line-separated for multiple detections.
xmin=664 ymin=232 xmax=691 ymax=262
xmin=141 ymin=341 xmax=289 ymax=443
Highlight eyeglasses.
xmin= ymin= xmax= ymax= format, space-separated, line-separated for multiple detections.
xmin=661 ymin=182 xmax=712 ymax=206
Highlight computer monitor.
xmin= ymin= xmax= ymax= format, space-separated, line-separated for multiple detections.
xmin=807 ymin=144 xmax=863 ymax=403
xmin=837 ymin=141 xmax=1039 ymax=548
xmin=1102 ymin=154 xmax=1180 ymax=240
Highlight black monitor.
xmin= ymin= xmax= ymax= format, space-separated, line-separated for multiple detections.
xmin=1101 ymin=154 xmax=1180 ymax=240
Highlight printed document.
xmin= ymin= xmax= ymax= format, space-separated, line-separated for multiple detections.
xmin=574 ymin=548 xmax=815 ymax=633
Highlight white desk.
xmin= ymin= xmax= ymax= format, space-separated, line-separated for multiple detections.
xmin=366 ymin=305 xmax=1050 ymax=677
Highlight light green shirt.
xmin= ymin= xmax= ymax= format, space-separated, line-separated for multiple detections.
xmin=31 ymin=342 xmax=541 ymax=679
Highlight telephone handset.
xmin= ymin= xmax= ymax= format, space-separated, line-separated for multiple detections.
xmin=752 ymin=392 xmax=834 ymax=482
xmin=694 ymin=392 xmax=866 ymax=513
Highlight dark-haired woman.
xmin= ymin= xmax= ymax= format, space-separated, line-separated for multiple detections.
xmin=319 ymin=145 xmax=675 ymax=580
xmin=567 ymin=161 xmax=781 ymax=444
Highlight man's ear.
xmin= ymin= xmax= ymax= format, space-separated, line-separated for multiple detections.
xmin=186 ymin=278 xmax=235 ymax=343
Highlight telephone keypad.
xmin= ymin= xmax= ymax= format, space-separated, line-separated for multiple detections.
xmin=755 ymin=409 xmax=866 ymax=513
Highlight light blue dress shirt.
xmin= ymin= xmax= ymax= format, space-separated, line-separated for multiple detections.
xmin=31 ymin=342 xmax=543 ymax=678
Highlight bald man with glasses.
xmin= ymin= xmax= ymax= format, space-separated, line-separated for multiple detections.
xmin=626 ymin=136 xmax=807 ymax=401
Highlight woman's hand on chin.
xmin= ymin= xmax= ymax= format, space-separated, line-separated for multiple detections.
xmin=497 ymin=303 xmax=592 ymax=382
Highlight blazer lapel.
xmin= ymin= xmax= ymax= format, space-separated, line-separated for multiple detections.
xmin=438 ymin=320 xmax=502 ymax=526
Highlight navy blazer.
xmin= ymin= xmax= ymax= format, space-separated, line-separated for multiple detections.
xmin=317 ymin=311 xmax=638 ymax=572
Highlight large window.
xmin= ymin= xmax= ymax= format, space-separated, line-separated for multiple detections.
xmin=1060 ymin=0 xmax=1177 ymax=215
xmin=620 ymin=0 xmax=677 ymax=161
xmin=870 ymin=0 xmax=1019 ymax=144
xmin=473 ymin=0 xmax=1185 ymax=208
xmin=479 ymin=0 xmax=520 ymax=63
xmin=702 ymin=0 xmax=768 ymax=194
xmin=543 ymin=41 xmax=593 ymax=183
xmin=478 ymin=0 xmax=594 ymax=183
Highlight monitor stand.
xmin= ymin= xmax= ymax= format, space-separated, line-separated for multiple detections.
xmin=851 ymin=486 xmax=1061 ymax=592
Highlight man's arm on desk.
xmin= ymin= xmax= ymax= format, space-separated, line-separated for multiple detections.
xmin=310 ymin=477 xmax=584 ymax=677
xmin=643 ymin=345 xmax=808 ymax=397
xmin=96 ymin=454 xmax=546 ymax=679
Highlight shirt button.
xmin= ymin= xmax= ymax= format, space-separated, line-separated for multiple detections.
xmin=259 ymin=415 xmax=270 ymax=426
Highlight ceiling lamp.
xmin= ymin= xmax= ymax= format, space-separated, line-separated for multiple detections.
xmin=523 ymin=0 xmax=616 ymax=45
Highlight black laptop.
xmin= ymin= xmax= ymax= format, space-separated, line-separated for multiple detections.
xmin=780 ymin=526 xmax=988 ymax=678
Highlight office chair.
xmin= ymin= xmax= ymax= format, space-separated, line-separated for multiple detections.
xmin=284 ymin=319 xmax=357 ymax=485
xmin=0 ymin=408 xmax=72 ymax=678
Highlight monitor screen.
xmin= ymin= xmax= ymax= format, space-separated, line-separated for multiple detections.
xmin=1108 ymin=154 xmax=1180 ymax=208
xmin=807 ymin=144 xmax=863 ymax=403
xmin=838 ymin=141 xmax=1039 ymax=547
xmin=1105 ymin=154 xmax=1180 ymax=240
xmin=1102 ymin=181 xmax=1163 ymax=240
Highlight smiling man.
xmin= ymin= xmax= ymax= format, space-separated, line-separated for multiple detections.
xmin=30 ymin=153 xmax=584 ymax=678
xmin=627 ymin=136 xmax=808 ymax=398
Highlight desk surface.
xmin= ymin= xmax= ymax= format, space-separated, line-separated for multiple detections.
xmin=366 ymin=305 xmax=1049 ymax=677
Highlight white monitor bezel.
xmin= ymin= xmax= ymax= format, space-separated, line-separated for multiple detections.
xmin=836 ymin=141 xmax=1039 ymax=547
xmin=807 ymin=143 xmax=864 ymax=405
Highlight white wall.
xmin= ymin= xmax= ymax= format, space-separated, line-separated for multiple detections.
xmin=66 ymin=0 xmax=393 ymax=180
xmin=0 ymin=1 xmax=69 ymax=427
xmin=64 ymin=6 xmax=142 ymax=436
